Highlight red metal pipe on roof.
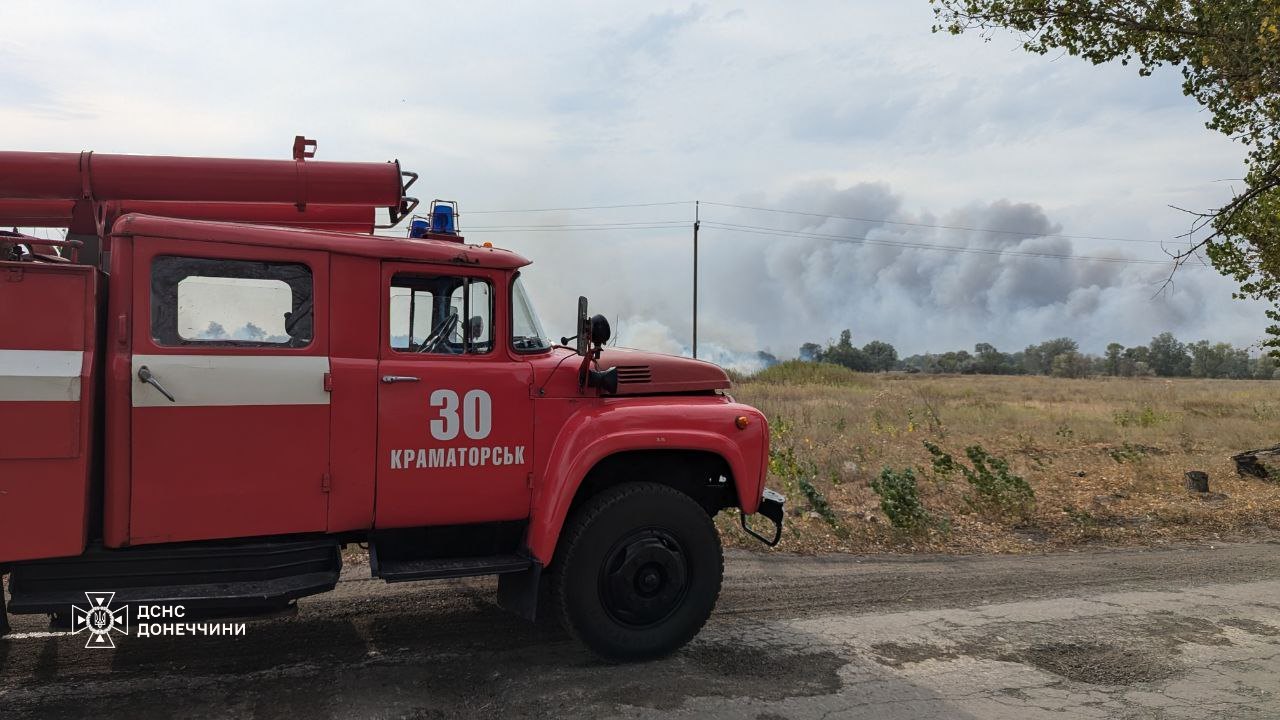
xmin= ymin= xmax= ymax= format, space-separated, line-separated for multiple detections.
xmin=0 ymin=199 xmax=74 ymax=227
xmin=100 ymin=201 xmax=378 ymax=234
xmin=0 ymin=150 xmax=404 ymax=208
xmin=0 ymin=139 xmax=414 ymax=262
xmin=0 ymin=199 xmax=378 ymax=233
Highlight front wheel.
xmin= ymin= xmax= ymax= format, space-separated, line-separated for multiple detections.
xmin=550 ymin=482 xmax=724 ymax=662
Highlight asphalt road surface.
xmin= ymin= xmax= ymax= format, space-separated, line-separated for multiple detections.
xmin=3 ymin=542 xmax=1280 ymax=719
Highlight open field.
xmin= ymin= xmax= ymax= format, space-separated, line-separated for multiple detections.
xmin=720 ymin=365 xmax=1280 ymax=553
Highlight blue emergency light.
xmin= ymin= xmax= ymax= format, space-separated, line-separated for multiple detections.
xmin=408 ymin=218 xmax=430 ymax=238
xmin=431 ymin=203 xmax=456 ymax=234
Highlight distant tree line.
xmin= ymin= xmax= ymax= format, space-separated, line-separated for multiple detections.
xmin=799 ymin=330 xmax=1280 ymax=380
xmin=800 ymin=330 xmax=900 ymax=373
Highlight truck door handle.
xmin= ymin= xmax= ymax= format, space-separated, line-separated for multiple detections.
xmin=137 ymin=365 xmax=177 ymax=402
xmin=381 ymin=375 xmax=420 ymax=384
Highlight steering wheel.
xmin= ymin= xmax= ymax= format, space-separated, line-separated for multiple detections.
xmin=417 ymin=310 xmax=459 ymax=353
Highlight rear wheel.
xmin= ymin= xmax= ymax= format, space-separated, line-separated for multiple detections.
xmin=551 ymin=482 xmax=723 ymax=661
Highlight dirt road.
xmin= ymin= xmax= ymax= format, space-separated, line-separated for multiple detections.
xmin=3 ymin=542 xmax=1279 ymax=718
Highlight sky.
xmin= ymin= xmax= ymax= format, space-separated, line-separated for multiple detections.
xmin=2 ymin=1 xmax=1269 ymax=367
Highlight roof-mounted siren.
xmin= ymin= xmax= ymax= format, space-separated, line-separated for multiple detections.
xmin=408 ymin=217 xmax=431 ymax=238
xmin=430 ymin=200 xmax=458 ymax=234
xmin=408 ymin=200 xmax=462 ymax=242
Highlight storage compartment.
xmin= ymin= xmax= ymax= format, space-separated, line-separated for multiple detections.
xmin=0 ymin=262 xmax=97 ymax=562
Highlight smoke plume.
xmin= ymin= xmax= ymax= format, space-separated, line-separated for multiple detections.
xmin=516 ymin=179 xmax=1269 ymax=372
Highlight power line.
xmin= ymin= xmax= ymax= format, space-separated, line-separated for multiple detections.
xmin=458 ymin=197 xmax=1175 ymax=247
xmin=700 ymin=221 xmax=1197 ymax=266
xmin=465 ymin=223 xmax=686 ymax=233
xmin=421 ymin=197 xmax=1203 ymax=265
xmin=700 ymin=200 xmax=1166 ymax=245
xmin=456 ymin=216 xmax=1196 ymax=266
xmin=465 ymin=220 xmax=689 ymax=231
xmin=465 ymin=200 xmax=693 ymax=214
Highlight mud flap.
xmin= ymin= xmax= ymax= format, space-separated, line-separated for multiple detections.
xmin=497 ymin=561 xmax=542 ymax=622
xmin=740 ymin=488 xmax=786 ymax=547
xmin=1 ymin=575 xmax=10 ymax=637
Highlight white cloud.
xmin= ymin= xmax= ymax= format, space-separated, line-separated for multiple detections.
xmin=2 ymin=0 xmax=1268 ymax=358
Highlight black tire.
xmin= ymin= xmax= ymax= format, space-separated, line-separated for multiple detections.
xmin=550 ymin=482 xmax=723 ymax=662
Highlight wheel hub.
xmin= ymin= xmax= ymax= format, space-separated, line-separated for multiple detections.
xmin=600 ymin=530 xmax=689 ymax=627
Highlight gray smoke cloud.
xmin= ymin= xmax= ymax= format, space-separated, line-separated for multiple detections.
xmin=515 ymin=179 xmax=1271 ymax=370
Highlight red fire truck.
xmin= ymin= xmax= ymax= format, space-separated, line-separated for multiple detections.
xmin=0 ymin=139 xmax=783 ymax=660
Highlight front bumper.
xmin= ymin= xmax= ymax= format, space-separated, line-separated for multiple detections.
xmin=740 ymin=488 xmax=785 ymax=547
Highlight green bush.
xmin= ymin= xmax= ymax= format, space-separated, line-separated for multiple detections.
xmin=1112 ymin=406 xmax=1167 ymax=428
xmin=768 ymin=429 xmax=845 ymax=537
xmin=871 ymin=467 xmax=931 ymax=531
xmin=925 ymin=441 xmax=1035 ymax=519
xmin=743 ymin=360 xmax=868 ymax=386
xmin=1062 ymin=505 xmax=1097 ymax=528
xmin=1107 ymin=442 xmax=1149 ymax=463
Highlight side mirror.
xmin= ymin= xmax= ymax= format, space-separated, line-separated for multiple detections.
xmin=575 ymin=296 xmax=589 ymax=356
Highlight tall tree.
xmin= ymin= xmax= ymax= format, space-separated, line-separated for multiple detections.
xmin=973 ymin=342 xmax=1011 ymax=374
xmin=931 ymin=1 xmax=1280 ymax=355
xmin=1254 ymin=354 xmax=1280 ymax=378
xmin=823 ymin=329 xmax=868 ymax=371
xmin=1024 ymin=337 xmax=1080 ymax=375
xmin=1104 ymin=342 xmax=1125 ymax=376
xmin=1148 ymin=332 xmax=1192 ymax=376
xmin=1051 ymin=350 xmax=1092 ymax=378
xmin=861 ymin=340 xmax=900 ymax=372
xmin=798 ymin=342 xmax=824 ymax=362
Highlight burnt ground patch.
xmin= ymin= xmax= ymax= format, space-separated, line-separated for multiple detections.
xmin=608 ymin=644 xmax=846 ymax=710
xmin=1145 ymin=613 xmax=1234 ymax=647
xmin=1221 ymin=617 xmax=1280 ymax=637
xmin=1004 ymin=641 xmax=1179 ymax=685
xmin=870 ymin=641 xmax=960 ymax=667
xmin=872 ymin=635 xmax=1182 ymax=685
xmin=0 ymin=638 xmax=849 ymax=720
xmin=866 ymin=611 xmax=1265 ymax=687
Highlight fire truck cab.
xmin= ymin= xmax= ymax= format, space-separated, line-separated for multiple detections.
xmin=0 ymin=140 xmax=783 ymax=660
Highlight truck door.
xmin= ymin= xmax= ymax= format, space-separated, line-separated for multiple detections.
xmin=128 ymin=238 xmax=331 ymax=544
xmin=375 ymin=264 xmax=533 ymax=527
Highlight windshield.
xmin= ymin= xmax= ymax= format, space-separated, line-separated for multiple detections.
xmin=511 ymin=276 xmax=551 ymax=352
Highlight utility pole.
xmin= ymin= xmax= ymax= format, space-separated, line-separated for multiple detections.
xmin=692 ymin=200 xmax=700 ymax=359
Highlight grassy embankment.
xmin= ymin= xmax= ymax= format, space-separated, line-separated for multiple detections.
xmin=717 ymin=361 xmax=1280 ymax=553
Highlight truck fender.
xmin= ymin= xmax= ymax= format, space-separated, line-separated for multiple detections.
xmin=526 ymin=419 xmax=764 ymax=565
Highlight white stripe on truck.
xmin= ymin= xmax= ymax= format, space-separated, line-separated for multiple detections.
xmin=131 ymin=354 xmax=330 ymax=408
xmin=0 ymin=349 xmax=83 ymax=402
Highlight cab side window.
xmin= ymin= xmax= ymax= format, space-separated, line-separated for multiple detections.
xmin=151 ymin=256 xmax=314 ymax=348
xmin=389 ymin=273 xmax=492 ymax=355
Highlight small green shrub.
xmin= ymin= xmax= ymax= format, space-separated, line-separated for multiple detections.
xmin=1107 ymin=442 xmax=1148 ymax=463
xmin=1062 ymin=505 xmax=1097 ymax=528
xmin=916 ymin=395 xmax=946 ymax=436
xmin=1113 ymin=406 xmax=1167 ymax=428
xmin=771 ymin=414 xmax=792 ymax=440
xmin=924 ymin=441 xmax=1035 ymax=519
xmin=768 ymin=434 xmax=845 ymax=537
xmin=798 ymin=474 xmax=843 ymax=533
xmin=925 ymin=440 xmax=961 ymax=478
xmin=871 ymin=467 xmax=931 ymax=531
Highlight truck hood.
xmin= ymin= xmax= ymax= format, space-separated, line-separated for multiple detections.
xmin=597 ymin=348 xmax=731 ymax=395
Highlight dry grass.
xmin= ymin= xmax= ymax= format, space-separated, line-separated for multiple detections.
xmin=719 ymin=369 xmax=1280 ymax=554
